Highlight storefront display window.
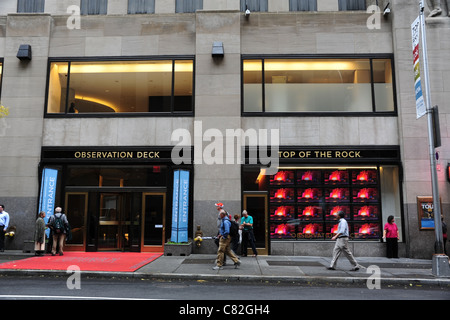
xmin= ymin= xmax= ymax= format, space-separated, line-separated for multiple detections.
xmin=46 ymin=58 xmax=194 ymax=115
xmin=268 ymin=167 xmax=382 ymax=240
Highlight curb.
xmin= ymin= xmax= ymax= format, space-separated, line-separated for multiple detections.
xmin=1 ymin=269 xmax=450 ymax=288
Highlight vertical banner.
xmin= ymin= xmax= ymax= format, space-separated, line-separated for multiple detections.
xmin=178 ymin=170 xmax=190 ymax=243
xmin=38 ymin=168 xmax=58 ymax=237
xmin=171 ymin=170 xmax=180 ymax=242
xmin=411 ymin=16 xmax=426 ymax=119
xmin=170 ymin=170 xmax=190 ymax=243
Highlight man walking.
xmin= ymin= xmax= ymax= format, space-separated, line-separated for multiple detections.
xmin=48 ymin=207 xmax=69 ymax=256
xmin=0 ymin=205 xmax=10 ymax=252
xmin=327 ymin=211 xmax=363 ymax=271
xmin=213 ymin=210 xmax=241 ymax=270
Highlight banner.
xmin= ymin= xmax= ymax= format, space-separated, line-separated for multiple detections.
xmin=170 ymin=170 xmax=190 ymax=243
xmin=171 ymin=170 xmax=180 ymax=242
xmin=38 ymin=168 xmax=58 ymax=237
xmin=177 ymin=170 xmax=190 ymax=243
xmin=411 ymin=16 xmax=426 ymax=119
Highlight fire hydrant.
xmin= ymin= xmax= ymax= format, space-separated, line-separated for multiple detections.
xmin=194 ymin=225 xmax=203 ymax=248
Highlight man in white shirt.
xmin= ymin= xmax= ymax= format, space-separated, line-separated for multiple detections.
xmin=0 ymin=205 xmax=10 ymax=252
xmin=327 ymin=211 xmax=363 ymax=271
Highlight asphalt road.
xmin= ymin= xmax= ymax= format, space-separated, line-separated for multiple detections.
xmin=0 ymin=275 xmax=448 ymax=301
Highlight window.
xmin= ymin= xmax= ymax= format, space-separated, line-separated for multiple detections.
xmin=338 ymin=0 xmax=366 ymax=11
xmin=175 ymin=0 xmax=203 ymax=13
xmin=240 ymin=0 xmax=268 ymax=12
xmin=17 ymin=0 xmax=45 ymax=13
xmin=243 ymin=165 xmax=402 ymax=241
xmin=128 ymin=0 xmax=155 ymax=14
xmin=80 ymin=0 xmax=108 ymax=15
xmin=289 ymin=0 xmax=317 ymax=11
xmin=46 ymin=58 xmax=194 ymax=115
xmin=0 ymin=61 xmax=3 ymax=99
xmin=242 ymin=56 xmax=395 ymax=114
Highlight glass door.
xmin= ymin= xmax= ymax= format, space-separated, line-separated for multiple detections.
xmin=243 ymin=193 xmax=269 ymax=255
xmin=98 ymin=193 xmax=121 ymax=250
xmin=65 ymin=192 xmax=88 ymax=251
xmin=142 ymin=192 xmax=166 ymax=251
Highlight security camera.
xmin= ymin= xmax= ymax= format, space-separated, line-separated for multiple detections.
xmin=383 ymin=3 xmax=390 ymax=16
xmin=245 ymin=8 xmax=250 ymax=16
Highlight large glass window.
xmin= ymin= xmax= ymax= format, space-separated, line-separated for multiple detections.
xmin=46 ymin=59 xmax=194 ymax=115
xmin=338 ymin=0 xmax=366 ymax=11
xmin=240 ymin=0 xmax=268 ymax=12
xmin=128 ymin=0 xmax=155 ymax=14
xmin=175 ymin=0 xmax=203 ymax=13
xmin=80 ymin=0 xmax=108 ymax=15
xmin=243 ymin=165 xmax=402 ymax=242
xmin=17 ymin=0 xmax=45 ymax=13
xmin=289 ymin=0 xmax=317 ymax=11
xmin=242 ymin=56 xmax=395 ymax=114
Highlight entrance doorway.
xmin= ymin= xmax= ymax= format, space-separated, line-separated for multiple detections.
xmin=97 ymin=193 xmax=141 ymax=251
xmin=243 ymin=193 xmax=269 ymax=255
xmin=65 ymin=191 xmax=166 ymax=252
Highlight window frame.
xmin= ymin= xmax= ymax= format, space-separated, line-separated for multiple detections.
xmin=17 ymin=0 xmax=45 ymax=13
xmin=0 ymin=58 xmax=3 ymax=100
xmin=44 ymin=56 xmax=195 ymax=118
xmin=80 ymin=0 xmax=108 ymax=15
xmin=175 ymin=0 xmax=203 ymax=13
xmin=338 ymin=0 xmax=367 ymax=11
xmin=241 ymin=54 xmax=397 ymax=117
xmin=127 ymin=0 xmax=155 ymax=14
xmin=240 ymin=0 xmax=268 ymax=12
xmin=289 ymin=0 xmax=317 ymax=12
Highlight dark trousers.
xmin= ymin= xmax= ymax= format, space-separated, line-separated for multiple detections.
xmin=0 ymin=228 xmax=5 ymax=251
xmin=386 ymin=238 xmax=398 ymax=258
xmin=241 ymin=229 xmax=257 ymax=256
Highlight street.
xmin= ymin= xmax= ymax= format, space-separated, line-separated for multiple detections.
xmin=0 ymin=275 xmax=448 ymax=300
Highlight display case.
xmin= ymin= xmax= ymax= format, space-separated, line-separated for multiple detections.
xmin=269 ymin=167 xmax=382 ymax=241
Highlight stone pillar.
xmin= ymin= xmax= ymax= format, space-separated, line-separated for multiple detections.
xmin=0 ymin=14 xmax=51 ymax=249
xmin=193 ymin=10 xmax=242 ymax=251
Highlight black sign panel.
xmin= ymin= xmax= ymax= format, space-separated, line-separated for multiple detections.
xmin=245 ymin=146 xmax=400 ymax=164
xmin=41 ymin=146 xmax=191 ymax=164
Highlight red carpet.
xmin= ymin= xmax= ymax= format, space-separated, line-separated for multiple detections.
xmin=0 ymin=252 xmax=162 ymax=272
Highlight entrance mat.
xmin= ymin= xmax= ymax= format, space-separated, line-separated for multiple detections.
xmin=0 ymin=252 xmax=162 ymax=272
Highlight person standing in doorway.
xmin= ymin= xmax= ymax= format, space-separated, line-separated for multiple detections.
xmin=0 ymin=205 xmax=10 ymax=252
xmin=383 ymin=215 xmax=399 ymax=258
xmin=213 ymin=210 xmax=241 ymax=270
xmin=48 ymin=207 xmax=69 ymax=256
xmin=327 ymin=211 xmax=362 ymax=271
xmin=240 ymin=210 xmax=257 ymax=257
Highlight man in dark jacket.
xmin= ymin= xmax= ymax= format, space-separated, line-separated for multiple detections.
xmin=48 ymin=207 xmax=69 ymax=256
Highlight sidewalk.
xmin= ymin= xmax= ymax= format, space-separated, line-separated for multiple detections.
xmin=1 ymin=251 xmax=450 ymax=287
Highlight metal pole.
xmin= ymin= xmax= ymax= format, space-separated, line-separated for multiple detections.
xmin=419 ymin=1 xmax=444 ymax=254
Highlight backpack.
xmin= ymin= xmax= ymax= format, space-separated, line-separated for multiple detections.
xmin=229 ymin=220 xmax=239 ymax=239
xmin=53 ymin=214 xmax=65 ymax=234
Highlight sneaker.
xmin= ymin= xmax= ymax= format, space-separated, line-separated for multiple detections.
xmin=351 ymin=266 xmax=360 ymax=271
xmin=234 ymin=260 xmax=241 ymax=269
xmin=212 ymin=266 xmax=223 ymax=270
xmin=327 ymin=267 xmax=336 ymax=270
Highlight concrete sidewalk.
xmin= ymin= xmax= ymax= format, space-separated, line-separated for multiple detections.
xmin=1 ymin=251 xmax=449 ymax=287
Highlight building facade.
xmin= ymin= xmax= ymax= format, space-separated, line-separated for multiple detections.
xmin=0 ymin=0 xmax=448 ymax=258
